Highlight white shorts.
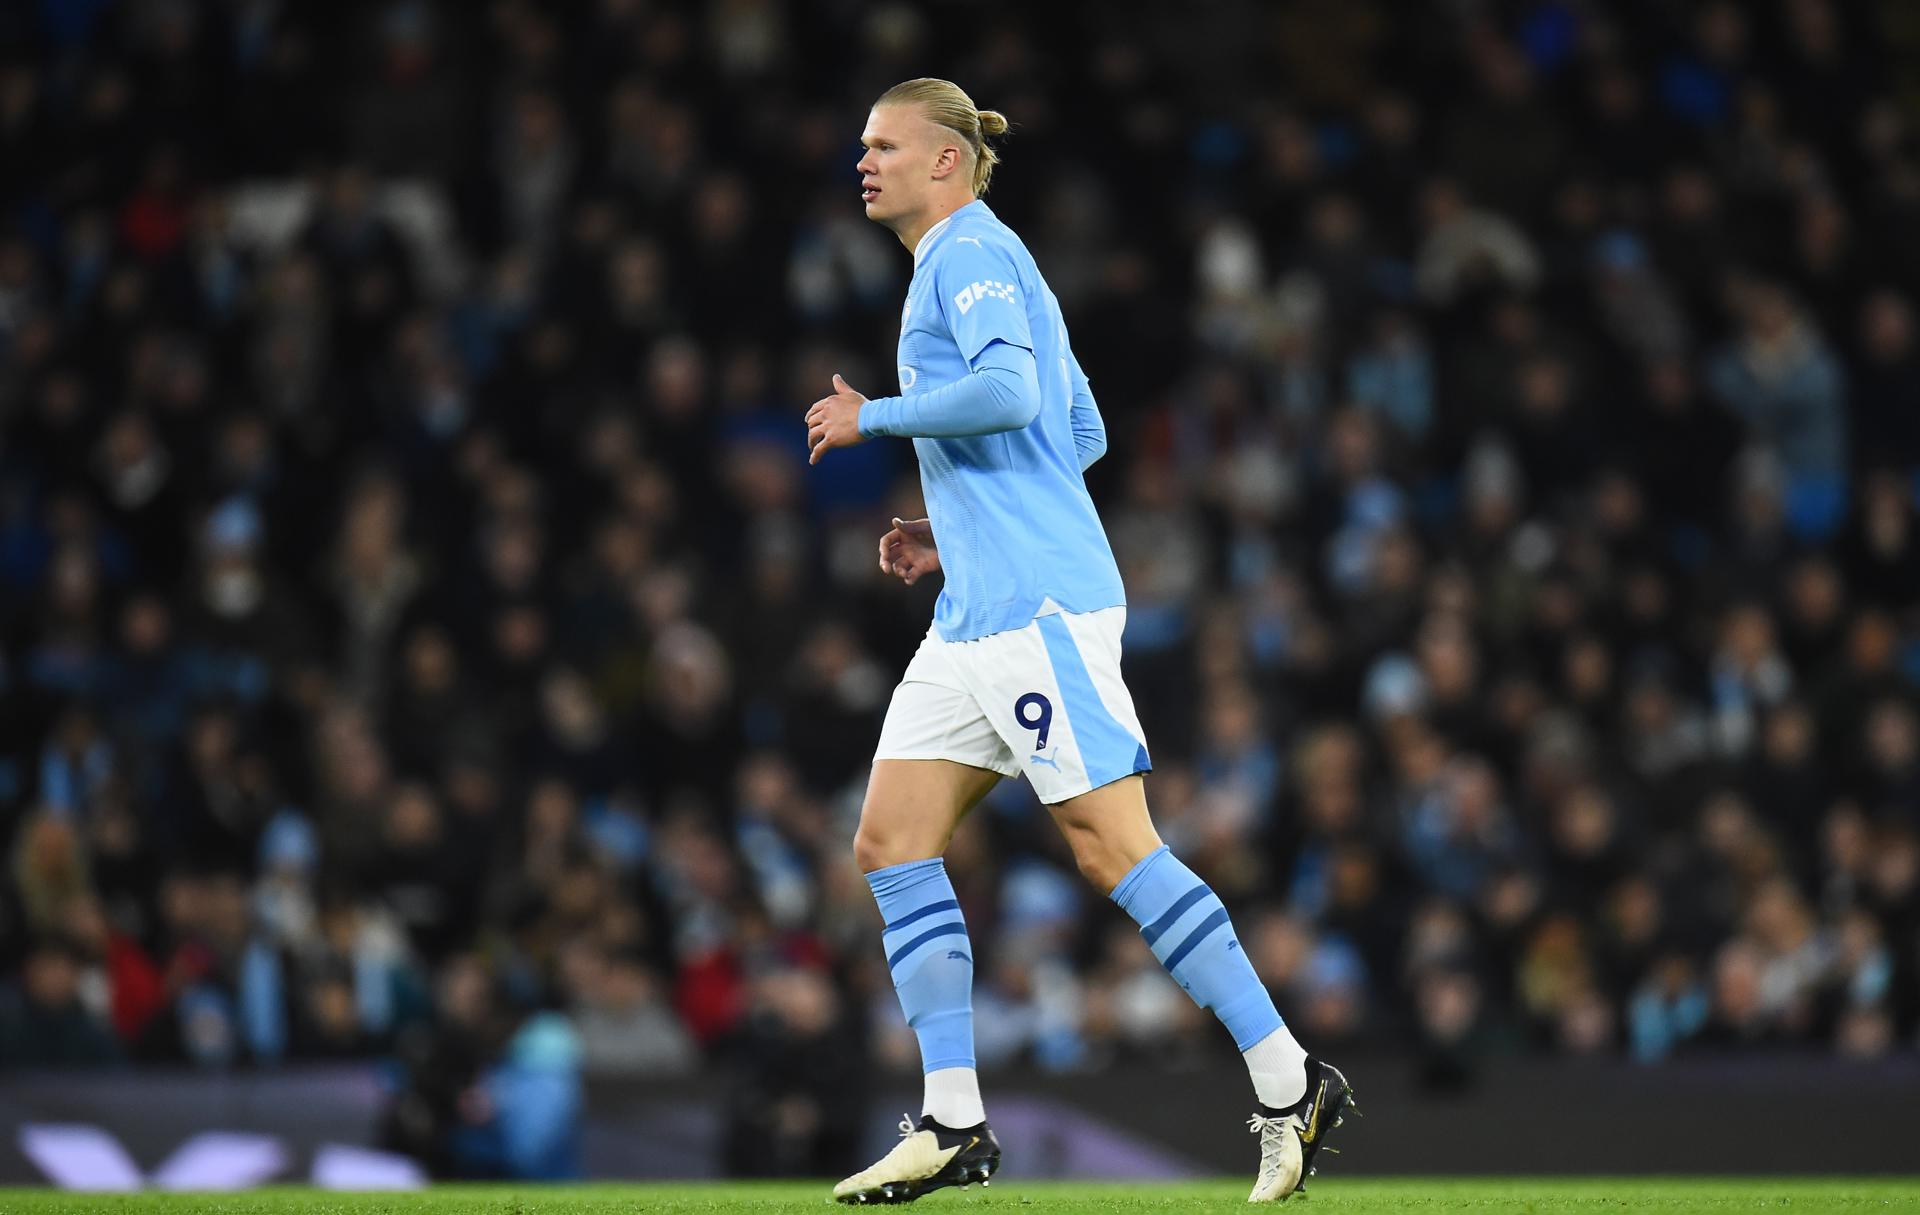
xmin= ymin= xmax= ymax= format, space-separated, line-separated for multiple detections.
xmin=874 ymin=606 xmax=1152 ymax=804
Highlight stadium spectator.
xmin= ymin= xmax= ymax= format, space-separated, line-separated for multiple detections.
xmin=2 ymin=2 xmax=1918 ymax=1147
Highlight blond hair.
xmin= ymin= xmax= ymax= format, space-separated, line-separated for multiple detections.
xmin=876 ymin=78 xmax=1009 ymax=196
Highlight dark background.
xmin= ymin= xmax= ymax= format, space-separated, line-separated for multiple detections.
xmin=6 ymin=1056 xmax=1920 ymax=1181
xmin=3 ymin=0 xmax=1920 ymax=1181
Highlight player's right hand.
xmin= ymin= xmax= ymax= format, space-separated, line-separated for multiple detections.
xmin=879 ymin=516 xmax=939 ymax=586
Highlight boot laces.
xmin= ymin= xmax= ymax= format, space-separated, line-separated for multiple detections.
xmin=1248 ymin=1112 xmax=1295 ymax=1185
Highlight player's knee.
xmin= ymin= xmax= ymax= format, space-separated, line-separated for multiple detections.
xmin=854 ymin=824 xmax=920 ymax=873
xmin=1065 ymin=832 xmax=1129 ymax=893
xmin=1083 ymin=853 xmax=1134 ymax=894
xmin=852 ymin=825 xmax=887 ymax=873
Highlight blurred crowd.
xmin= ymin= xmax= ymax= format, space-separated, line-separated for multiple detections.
xmin=5 ymin=0 xmax=1920 ymax=1171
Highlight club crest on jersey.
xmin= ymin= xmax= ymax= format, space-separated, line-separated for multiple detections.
xmin=953 ymin=279 xmax=1017 ymax=314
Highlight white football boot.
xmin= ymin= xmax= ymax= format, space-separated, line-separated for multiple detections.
xmin=1248 ymin=1057 xmax=1357 ymax=1202
xmin=833 ymin=1114 xmax=1000 ymax=1205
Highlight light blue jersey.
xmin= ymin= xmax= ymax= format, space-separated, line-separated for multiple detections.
xmin=858 ymin=199 xmax=1124 ymax=642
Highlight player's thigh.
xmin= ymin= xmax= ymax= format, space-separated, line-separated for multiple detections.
xmin=855 ymin=757 xmax=1002 ymax=871
xmin=861 ymin=630 xmax=1013 ymax=871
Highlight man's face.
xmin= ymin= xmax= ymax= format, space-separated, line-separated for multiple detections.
xmin=856 ymin=105 xmax=956 ymax=227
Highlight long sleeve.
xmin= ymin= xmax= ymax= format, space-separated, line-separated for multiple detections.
xmin=859 ymin=339 xmax=1042 ymax=439
xmin=1066 ymin=349 xmax=1106 ymax=470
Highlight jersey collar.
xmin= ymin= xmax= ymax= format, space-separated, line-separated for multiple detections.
xmin=913 ymin=199 xmax=990 ymax=266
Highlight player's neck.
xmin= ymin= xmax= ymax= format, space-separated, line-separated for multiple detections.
xmin=894 ymin=194 xmax=975 ymax=256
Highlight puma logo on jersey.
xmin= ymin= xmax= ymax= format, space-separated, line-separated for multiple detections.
xmin=956 ymin=236 xmax=983 ymax=247
xmin=953 ymin=279 xmax=1017 ymax=314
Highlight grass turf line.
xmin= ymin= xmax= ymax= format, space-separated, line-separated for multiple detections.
xmin=2 ymin=1179 xmax=1919 ymax=1214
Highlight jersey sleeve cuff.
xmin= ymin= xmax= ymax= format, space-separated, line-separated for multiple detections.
xmin=857 ymin=398 xmax=899 ymax=439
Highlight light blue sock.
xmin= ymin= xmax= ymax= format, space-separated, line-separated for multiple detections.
xmin=1110 ymin=845 xmax=1285 ymax=1051
xmin=867 ymin=857 xmax=976 ymax=1075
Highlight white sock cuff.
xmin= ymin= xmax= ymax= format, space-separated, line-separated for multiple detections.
xmin=1243 ymin=1025 xmax=1309 ymax=1108
xmin=922 ymin=1066 xmax=986 ymax=1128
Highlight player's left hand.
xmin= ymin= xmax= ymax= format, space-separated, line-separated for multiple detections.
xmin=880 ymin=516 xmax=939 ymax=585
xmin=806 ymin=374 xmax=868 ymax=465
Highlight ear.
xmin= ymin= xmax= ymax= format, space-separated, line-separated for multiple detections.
xmin=929 ymin=143 xmax=963 ymax=182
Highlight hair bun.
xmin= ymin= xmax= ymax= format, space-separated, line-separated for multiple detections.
xmin=977 ymin=109 xmax=1009 ymax=137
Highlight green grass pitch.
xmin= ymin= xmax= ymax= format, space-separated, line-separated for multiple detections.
xmin=3 ymin=1180 xmax=1919 ymax=1214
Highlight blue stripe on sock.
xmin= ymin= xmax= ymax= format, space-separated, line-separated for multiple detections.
xmin=1140 ymin=884 xmax=1210 ymax=948
xmin=885 ymin=899 xmax=960 ymax=935
xmin=1162 ymin=907 xmax=1232 ymax=974
xmin=1036 ymin=614 xmax=1151 ymax=790
xmin=887 ymin=921 xmax=969 ymax=970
